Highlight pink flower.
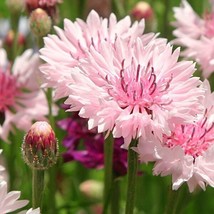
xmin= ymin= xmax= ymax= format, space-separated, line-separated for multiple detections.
xmin=39 ymin=10 xmax=147 ymax=99
xmin=0 ymin=48 xmax=52 ymax=141
xmin=0 ymin=180 xmax=28 ymax=213
xmin=64 ymin=35 xmax=203 ymax=148
xmin=172 ymin=0 xmax=214 ymax=78
xmin=135 ymin=80 xmax=214 ymax=192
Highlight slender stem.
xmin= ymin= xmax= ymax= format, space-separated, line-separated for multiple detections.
xmin=111 ymin=176 xmax=120 ymax=214
xmin=164 ymin=186 xmax=184 ymax=214
xmin=113 ymin=0 xmax=126 ymax=18
xmin=123 ymin=0 xmax=129 ymax=13
xmin=45 ymin=88 xmax=57 ymax=213
xmin=32 ymin=169 xmax=44 ymax=209
xmin=125 ymin=139 xmax=138 ymax=214
xmin=45 ymin=88 xmax=55 ymax=129
xmin=163 ymin=0 xmax=170 ymax=39
xmin=103 ymin=134 xmax=114 ymax=214
xmin=7 ymin=133 xmax=18 ymax=190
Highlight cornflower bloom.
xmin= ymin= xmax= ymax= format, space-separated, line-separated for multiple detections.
xmin=40 ymin=12 xmax=203 ymax=148
xmin=64 ymin=37 xmax=203 ymax=148
xmin=173 ymin=0 xmax=214 ymax=78
xmin=0 ymin=48 xmax=52 ymax=141
xmin=58 ymin=113 xmax=127 ymax=176
xmin=135 ymin=80 xmax=214 ymax=192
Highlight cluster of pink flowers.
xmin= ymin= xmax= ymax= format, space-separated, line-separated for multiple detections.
xmin=172 ymin=0 xmax=214 ymax=78
xmin=38 ymin=9 xmax=214 ymax=193
xmin=0 ymin=46 xmax=52 ymax=142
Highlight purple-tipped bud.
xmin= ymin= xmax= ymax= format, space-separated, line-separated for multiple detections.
xmin=29 ymin=8 xmax=52 ymax=37
xmin=22 ymin=121 xmax=58 ymax=170
xmin=131 ymin=1 xmax=153 ymax=21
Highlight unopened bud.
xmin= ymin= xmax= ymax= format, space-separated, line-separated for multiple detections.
xmin=79 ymin=180 xmax=103 ymax=201
xmin=131 ymin=1 xmax=153 ymax=20
xmin=5 ymin=30 xmax=26 ymax=46
xmin=22 ymin=121 xmax=58 ymax=170
xmin=6 ymin=0 xmax=25 ymax=13
xmin=29 ymin=8 xmax=52 ymax=37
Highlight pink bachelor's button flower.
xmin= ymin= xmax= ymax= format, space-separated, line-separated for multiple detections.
xmin=172 ymin=0 xmax=214 ymax=78
xmin=135 ymin=80 xmax=214 ymax=192
xmin=39 ymin=10 xmax=150 ymax=99
xmin=0 ymin=48 xmax=53 ymax=142
xmin=0 ymin=180 xmax=28 ymax=213
xmin=64 ymin=36 xmax=203 ymax=148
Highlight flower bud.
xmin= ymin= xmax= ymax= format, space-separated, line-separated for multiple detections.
xmin=131 ymin=1 xmax=153 ymax=20
xmin=6 ymin=0 xmax=25 ymax=14
xmin=5 ymin=30 xmax=26 ymax=47
xmin=22 ymin=121 xmax=58 ymax=170
xmin=29 ymin=8 xmax=52 ymax=37
xmin=131 ymin=1 xmax=156 ymax=32
xmin=79 ymin=180 xmax=103 ymax=201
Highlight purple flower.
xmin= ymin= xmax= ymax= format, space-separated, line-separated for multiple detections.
xmin=58 ymin=113 xmax=127 ymax=176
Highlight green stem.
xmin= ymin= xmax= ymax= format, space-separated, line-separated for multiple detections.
xmin=164 ymin=186 xmax=186 ymax=214
xmin=113 ymin=0 xmax=126 ymax=18
xmin=163 ymin=0 xmax=170 ymax=39
xmin=111 ymin=176 xmax=120 ymax=214
xmin=32 ymin=169 xmax=44 ymax=209
xmin=103 ymin=134 xmax=114 ymax=214
xmin=45 ymin=88 xmax=55 ymax=129
xmin=125 ymin=139 xmax=138 ymax=214
xmin=45 ymin=88 xmax=57 ymax=212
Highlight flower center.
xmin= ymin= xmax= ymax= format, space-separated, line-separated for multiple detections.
xmin=107 ymin=61 xmax=172 ymax=112
xmin=0 ymin=69 xmax=18 ymax=112
xmin=204 ymin=13 xmax=214 ymax=38
xmin=164 ymin=115 xmax=214 ymax=158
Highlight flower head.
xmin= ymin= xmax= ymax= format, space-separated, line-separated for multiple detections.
xmin=135 ymin=80 xmax=214 ymax=192
xmin=172 ymin=0 xmax=214 ymax=77
xmin=0 ymin=180 xmax=28 ymax=213
xmin=22 ymin=121 xmax=58 ymax=170
xmin=41 ymin=12 xmax=203 ymax=148
xmin=64 ymin=36 xmax=203 ymax=148
xmin=0 ymin=47 xmax=53 ymax=142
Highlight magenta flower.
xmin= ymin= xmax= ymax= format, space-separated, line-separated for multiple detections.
xmin=39 ymin=10 xmax=147 ymax=99
xmin=58 ymin=114 xmax=127 ymax=176
xmin=0 ymin=48 xmax=53 ymax=141
xmin=135 ymin=80 xmax=214 ymax=192
xmin=173 ymin=0 xmax=214 ymax=78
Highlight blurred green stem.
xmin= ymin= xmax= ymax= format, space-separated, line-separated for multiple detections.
xmin=113 ymin=0 xmax=126 ymax=18
xmin=7 ymin=133 xmax=18 ymax=190
xmin=78 ymin=0 xmax=86 ymax=18
xmin=32 ymin=169 xmax=44 ymax=209
xmin=125 ymin=139 xmax=138 ymax=214
xmin=163 ymin=0 xmax=170 ymax=39
xmin=103 ymin=134 xmax=114 ymax=214
xmin=164 ymin=186 xmax=189 ymax=214
xmin=10 ymin=12 xmax=20 ymax=61
xmin=111 ymin=176 xmax=120 ymax=214
xmin=45 ymin=88 xmax=57 ymax=213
